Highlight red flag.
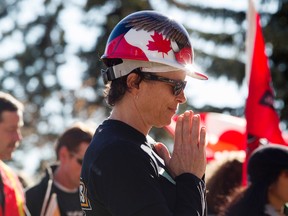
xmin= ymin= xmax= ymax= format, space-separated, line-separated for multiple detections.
xmin=245 ymin=0 xmax=287 ymax=149
xmin=163 ymin=112 xmax=247 ymax=162
xmin=243 ymin=0 xmax=288 ymax=186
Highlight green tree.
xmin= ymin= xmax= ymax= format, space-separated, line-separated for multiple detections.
xmin=0 ymin=0 xmax=287 ymax=176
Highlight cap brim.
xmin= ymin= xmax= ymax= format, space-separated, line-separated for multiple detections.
xmin=111 ymin=59 xmax=208 ymax=80
xmin=140 ymin=61 xmax=208 ymax=80
xmin=182 ymin=64 xmax=208 ymax=80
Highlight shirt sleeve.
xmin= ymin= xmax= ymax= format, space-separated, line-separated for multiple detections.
xmin=174 ymin=173 xmax=206 ymax=215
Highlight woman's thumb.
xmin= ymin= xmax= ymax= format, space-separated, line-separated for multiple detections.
xmin=154 ymin=142 xmax=171 ymax=165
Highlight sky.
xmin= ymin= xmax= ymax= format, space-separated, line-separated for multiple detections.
xmin=0 ymin=0 xmax=283 ymax=177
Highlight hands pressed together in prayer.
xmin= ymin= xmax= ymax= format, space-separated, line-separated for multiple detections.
xmin=154 ymin=110 xmax=207 ymax=179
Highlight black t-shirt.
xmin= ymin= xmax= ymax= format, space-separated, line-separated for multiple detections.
xmin=80 ymin=119 xmax=206 ymax=216
xmin=25 ymin=165 xmax=83 ymax=216
xmin=53 ymin=185 xmax=83 ymax=216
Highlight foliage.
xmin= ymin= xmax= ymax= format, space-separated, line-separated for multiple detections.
xmin=0 ymin=0 xmax=287 ymax=176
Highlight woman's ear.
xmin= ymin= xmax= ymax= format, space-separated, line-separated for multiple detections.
xmin=127 ymin=73 xmax=141 ymax=91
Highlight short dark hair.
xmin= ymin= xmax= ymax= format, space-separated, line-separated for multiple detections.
xmin=104 ymin=70 xmax=144 ymax=106
xmin=223 ymin=144 xmax=288 ymax=216
xmin=0 ymin=91 xmax=24 ymax=122
xmin=248 ymin=144 xmax=288 ymax=184
xmin=55 ymin=123 xmax=93 ymax=159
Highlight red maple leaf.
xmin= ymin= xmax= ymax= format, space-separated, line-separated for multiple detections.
xmin=147 ymin=32 xmax=171 ymax=57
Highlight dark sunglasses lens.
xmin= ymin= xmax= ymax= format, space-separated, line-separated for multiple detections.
xmin=174 ymin=82 xmax=186 ymax=95
xmin=77 ymin=159 xmax=83 ymax=165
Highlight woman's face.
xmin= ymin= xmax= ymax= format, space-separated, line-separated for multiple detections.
xmin=135 ymin=70 xmax=187 ymax=128
xmin=268 ymin=170 xmax=288 ymax=209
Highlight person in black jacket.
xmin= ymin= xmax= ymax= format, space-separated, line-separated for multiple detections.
xmin=222 ymin=144 xmax=288 ymax=216
xmin=25 ymin=123 xmax=93 ymax=216
xmin=80 ymin=10 xmax=208 ymax=216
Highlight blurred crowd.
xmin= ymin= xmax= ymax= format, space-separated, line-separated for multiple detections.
xmin=1 ymin=91 xmax=288 ymax=216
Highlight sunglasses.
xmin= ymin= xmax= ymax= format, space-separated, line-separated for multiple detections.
xmin=142 ymin=73 xmax=187 ymax=96
xmin=70 ymin=152 xmax=83 ymax=165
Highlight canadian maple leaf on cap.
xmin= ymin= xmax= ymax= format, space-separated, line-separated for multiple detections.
xmin=147 ymin=32 xmax=171 ymax=57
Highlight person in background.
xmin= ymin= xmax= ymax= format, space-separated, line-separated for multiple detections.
xmin=25 ymin=123 xmax=93 ymax=216
xmin=222 ymin=144 xmax=288 ymax=216
xmin=0 ymin=91 xmax=28 ymax=216
xmin=80 ymin=10 xmax=208 ymax=216
xmin=205 ymin=151 xmax=244 ymax=216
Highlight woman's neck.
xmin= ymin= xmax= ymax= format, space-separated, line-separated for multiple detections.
xmin=109 ymin=99 xmax=150 ymax=135
xmin=268 ymin=190 xmax=286 ymax=215
xmin=265 ymin=204 xmax=285 ymax=216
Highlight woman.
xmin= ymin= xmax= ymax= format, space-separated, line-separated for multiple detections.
xmin=223 ymin=144 xmax=288 ymax=216
xmin=80 ymin=10 xmax=208 ymax=216
xmin=205 ymin=151 xmax=244 ymax=215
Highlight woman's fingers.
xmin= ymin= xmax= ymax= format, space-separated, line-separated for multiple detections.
xmin=174 ymin=114 xmax=183 ymax=151
xmin=154 ymin=142 xmax=171 ymax=165
xmin=182 ymin=111 xmax=192 ymax=146
xmin=168 ymin=111 xmax=207 ymax=179
xmin=190 ymin=114 xmax=200 ymax=146
xmin=199 ymin=126 xmax=207 ymax=149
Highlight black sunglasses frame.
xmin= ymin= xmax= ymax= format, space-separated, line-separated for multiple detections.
xmin=70 ymin=152 xmax=83 ymax=165
xmin=141 ymin=73 xmax=187 ymax=96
